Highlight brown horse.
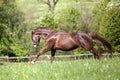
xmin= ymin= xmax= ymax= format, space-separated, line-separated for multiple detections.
xmin=31 ymin=27 xmax=114 ymax=63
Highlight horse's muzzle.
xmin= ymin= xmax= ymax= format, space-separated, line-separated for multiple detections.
xmin=33 ymin=44 xmax=39 ymax=48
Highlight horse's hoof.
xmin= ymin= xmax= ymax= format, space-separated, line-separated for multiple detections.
xmin=31 ymin=61 xmax=35 ymax=64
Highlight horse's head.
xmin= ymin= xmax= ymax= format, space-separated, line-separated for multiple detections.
xmin=31 ymin=31 xmax=40 ymax=48
xmin=31 ymin=27 xmax=55 ymax=48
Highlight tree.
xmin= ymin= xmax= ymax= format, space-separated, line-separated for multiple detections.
xmin=100 ymin=5 xmax=120 ymax=52
xmin=91 ymin=0 xmax=111 ymax=33
xmin=92 ymin=0 xmax=120 ymax=52
xmin=39 ymin=0 xmax=59 ymax=13
xmin=57 ymin=7 xmax=81 ymax=32
xmin=40 ymin=13 xmax=59 ymax=29
xmin=0 ymin=0 xmax=28 ymax=56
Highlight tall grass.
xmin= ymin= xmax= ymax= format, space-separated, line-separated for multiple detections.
xmin=0 ymin=57 xmax=120 ymax=80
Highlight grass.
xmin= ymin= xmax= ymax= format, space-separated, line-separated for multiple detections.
xmin=0 ymin=57 xmax=120 ymax=80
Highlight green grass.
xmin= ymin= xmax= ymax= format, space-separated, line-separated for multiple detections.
xmin=0 ymin=57 xmax=120 ymax=80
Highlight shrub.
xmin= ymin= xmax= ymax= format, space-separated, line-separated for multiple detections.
xmin=92 ymin=0 xmax=120 ymax=52
xmin=39 ymin=13 xmax=59 ymax=29
xmin=57 ymin=7 xmax=81 ymax=32
xmin=0 ymin=0 xmax=28 ymax=56
xmin=100 ymin=6 xmax=120 ymax=52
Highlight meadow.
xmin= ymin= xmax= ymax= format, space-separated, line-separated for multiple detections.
xmin=0 ymin=57 xmax=120 ymax=80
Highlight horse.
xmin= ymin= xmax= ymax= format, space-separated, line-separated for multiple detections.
xmin=31 ymin=27 xmax=114 ymax=63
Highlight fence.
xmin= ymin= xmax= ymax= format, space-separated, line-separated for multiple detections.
xmin=0 ymin=53 xmax=120 ymax=64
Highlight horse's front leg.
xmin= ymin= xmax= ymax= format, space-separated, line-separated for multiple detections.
xmin=31 ymin=47 xmax=50 ymax=64
xmin=31 ymin=39 xmax=55 ymax=64
xmin=50 ymin=49 xmax=56 ymax=63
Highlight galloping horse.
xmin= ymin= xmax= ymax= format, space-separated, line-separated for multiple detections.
xmin=31 ymin=27 xmax=114 ymax=63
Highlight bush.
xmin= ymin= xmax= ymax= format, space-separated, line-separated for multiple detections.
xmin=92 ymin=0 xmax=111 ymax=33
xmin=0 ymin=0 xmax=28 ymax=56
xmin=100 ymin=6 xmax=120 ymax=52
xmin=11 ymin=46 xmax=28 ymax=57
xmin=92 ymin=0 xmax=120 ymax=52
xmin=39 ymin=13 xmax=59 ymax=29
xmin=57 ymin=7 xmax=81 ymax=32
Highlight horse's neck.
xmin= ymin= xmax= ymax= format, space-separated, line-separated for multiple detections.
xmin=37 ymin=30 xmax=56 ymax=39
xmin=46 ymin=30 xmax=58 ymax=37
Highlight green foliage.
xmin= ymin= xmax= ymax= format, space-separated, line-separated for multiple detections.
xmin=11 ymin=46 xmax=28 ymax=56
xmin=0 ymin=0 xmax=29 ymax=56
xmin=0 ymin=43 xmax=12 ymax=56
xmin=59 ymin=7 xmax=80 ymax=23
xmin=39 ymin=7 xmax=81 ymax=32
xmin=0 ymin=24 xmax=12 ymax=56
xmin=58 ymin=7 xmax=81 ymax=32
xmin=100 ymin=7 xmax=120 ymax=52
xmin=93 ymin=0 xmax=120 ymax=52
xmin=92 ymin=0 xmax=111 ymax=33
xmin=92 ymin=0 xmax=120 ymax=52
xmin=0 ymin=24 xmax=9 ymax=42
xmin=39 ymin=13 xmax=59 ymax=29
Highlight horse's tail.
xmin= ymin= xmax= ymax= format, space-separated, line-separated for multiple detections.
xmin=88 ymin=33 xmax=114 ymax=54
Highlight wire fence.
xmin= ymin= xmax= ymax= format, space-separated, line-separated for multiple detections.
xmin=0 ymin=53 xmax=120 ymax=64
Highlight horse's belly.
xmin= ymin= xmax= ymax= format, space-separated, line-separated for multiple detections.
xmin=60 ymin=45 xmax=78 ymax=51
xmin=54 ymin=39 xmax=78 ymax=51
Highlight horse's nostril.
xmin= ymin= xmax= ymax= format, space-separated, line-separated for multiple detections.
xmin=34 ymin=45 xmax=38 ymax=48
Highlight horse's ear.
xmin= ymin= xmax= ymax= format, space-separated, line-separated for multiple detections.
xmin=31 ymin=31 xmax=34 ymax=35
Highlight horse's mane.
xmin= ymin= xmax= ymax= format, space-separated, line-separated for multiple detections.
xmin=33 ymin=27 xmax=57 ymax=34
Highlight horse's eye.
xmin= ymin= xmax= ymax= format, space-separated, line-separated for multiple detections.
xmin=43 ymin=33 xmax=47 ymax=36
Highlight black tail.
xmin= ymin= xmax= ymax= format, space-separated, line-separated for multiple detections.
xmin=89 ymin=33 xmax=114 ymax=54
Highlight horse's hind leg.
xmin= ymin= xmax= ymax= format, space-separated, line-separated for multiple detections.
xmin=91 ymin=48 xmax=103 ymax=59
